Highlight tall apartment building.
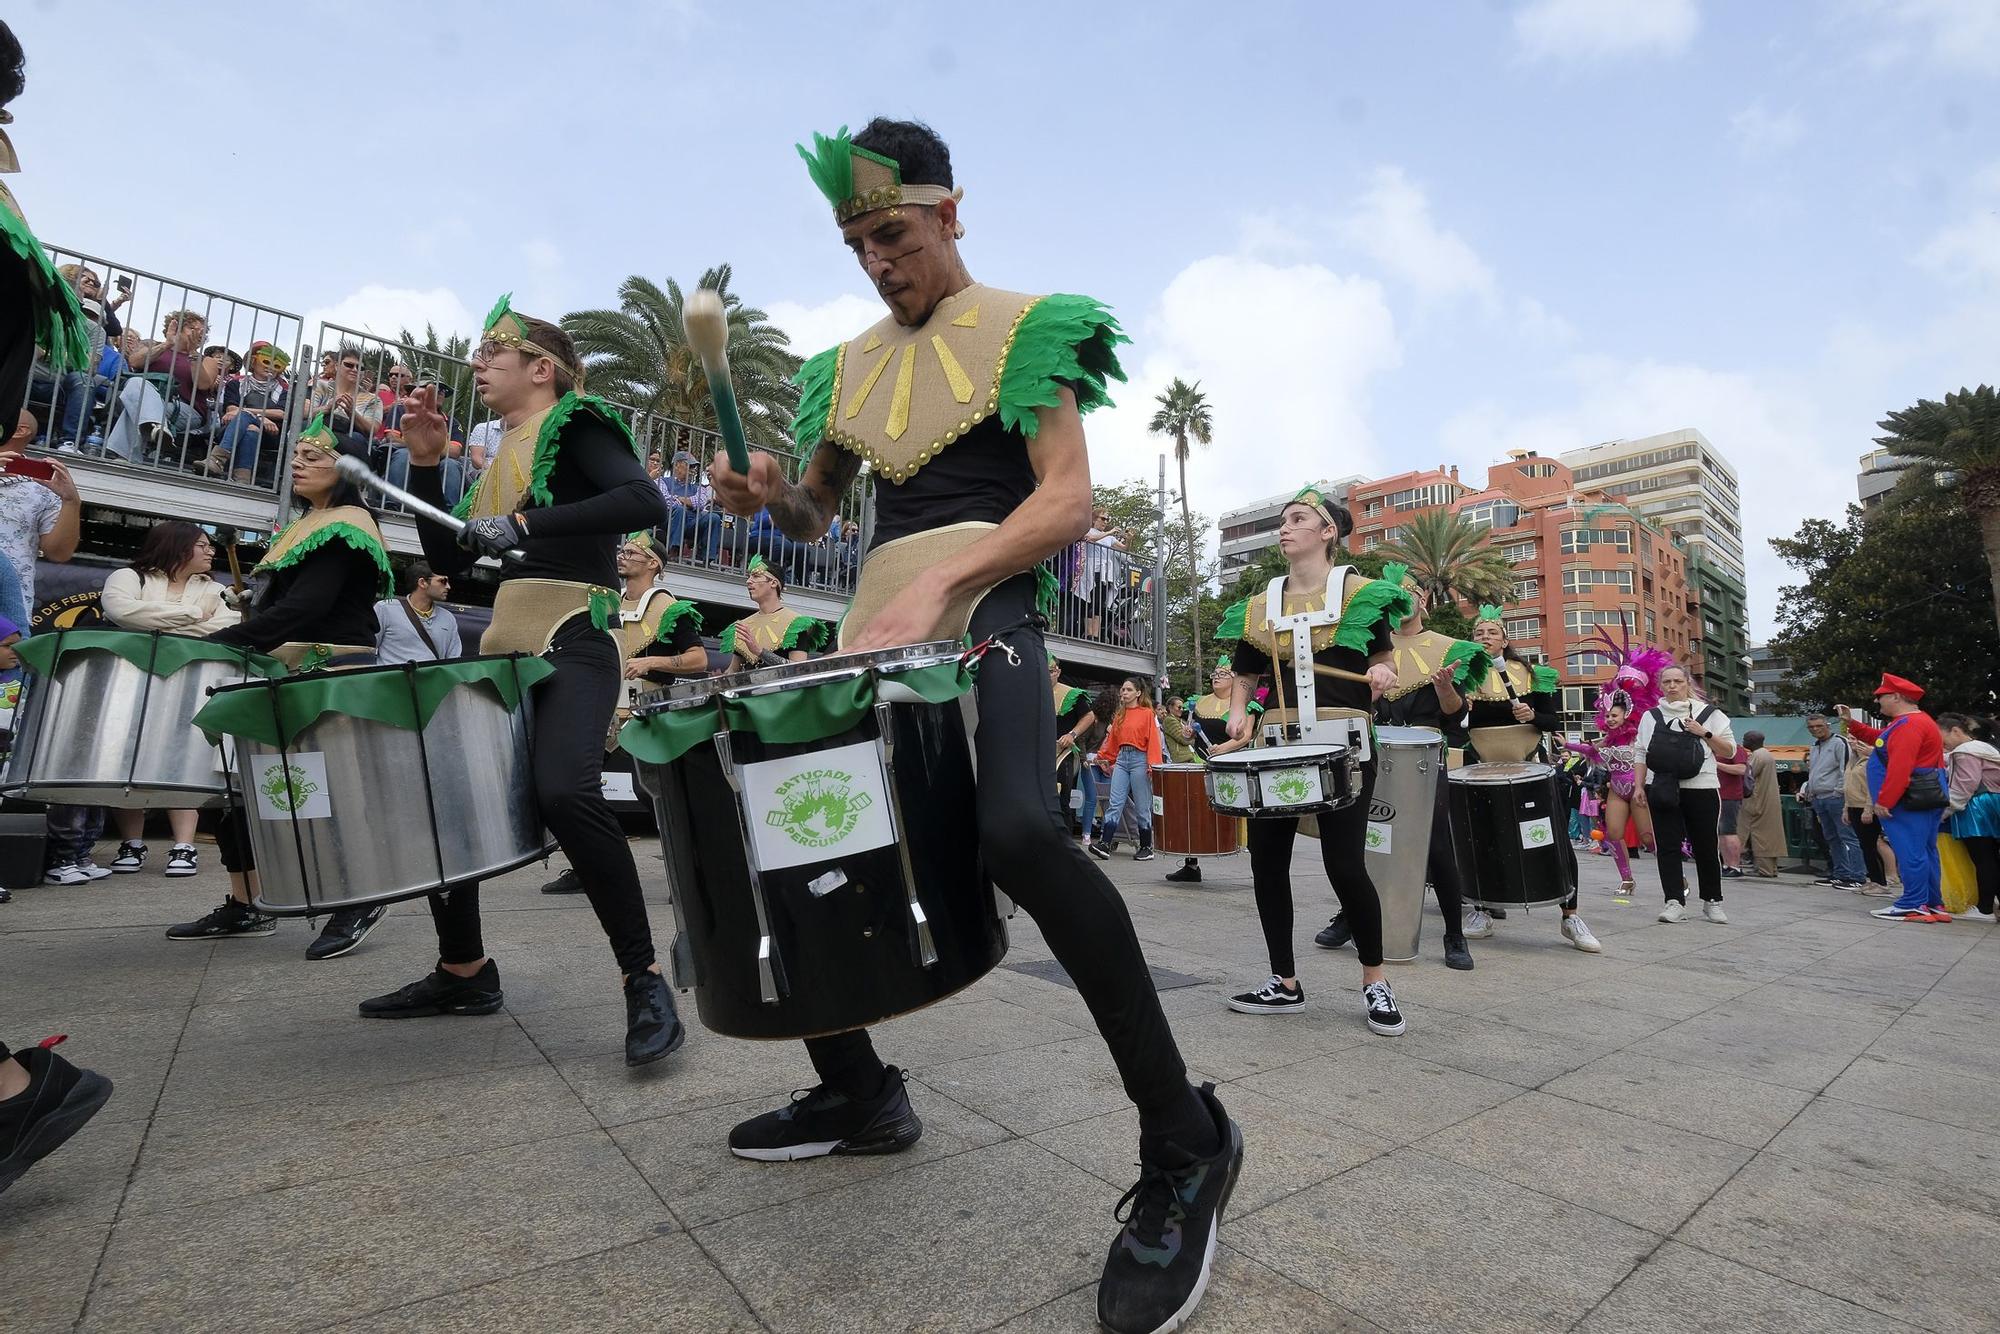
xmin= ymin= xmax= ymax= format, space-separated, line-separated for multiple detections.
xmin=1560 ymin=430 xmax=1750 ymax=715
xmin=1350 ymin=452 xmax=1699 ymax=737
xmin=1216 ymin=476 xmax=1364 ymax=587
xmin=1856 ymin=447 xmax=1906 ymax=515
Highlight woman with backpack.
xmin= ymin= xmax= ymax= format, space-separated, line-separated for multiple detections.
xmin=1633 ymin=663 xmax=1737 ymax=924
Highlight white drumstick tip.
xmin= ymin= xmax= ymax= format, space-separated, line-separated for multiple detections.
xmin=333 ymin=454 xmax=373 ymax=483
xmin=685 ymin=288 xmax=730 ymax=370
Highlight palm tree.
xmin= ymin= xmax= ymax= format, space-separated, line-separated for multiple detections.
xmin=562 ymin=265 xmax=802 ymax=456
xmin=1375 ymin=509 xmax=1515 ymax=609
xmin=1149 ymin=378 xmax=1213 ymax=673
xmin=396 ymin=324 xmax=475 ymax=421
xmin=1872 ymin=384 xmax=2000 ymax=632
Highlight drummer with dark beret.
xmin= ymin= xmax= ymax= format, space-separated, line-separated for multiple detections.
xmin=166 ymin=418 xmax=392 ymax=956
xmin=382 ymin=296 xmax=683 ymax=1067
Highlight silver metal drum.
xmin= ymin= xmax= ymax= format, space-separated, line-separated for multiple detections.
xmin=1366 ymin=726 xmax=1442 ymax=964
xmin=211 ymin=657 xmax=547 ymax=915
xmin=3 ymin=631 xmax=259 ymax=809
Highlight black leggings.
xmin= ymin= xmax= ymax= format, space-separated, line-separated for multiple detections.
xmin=803 ymin=576 xmax=1191 ymax=1122
xmin=1849 ymin=807 xmax=1887 ymax=885
xmin=428 ymin=619 xmax=656 ymax=975
xmin=1248 ymin=761 xmax=1385 ymax=974
xmin=1651 ymin=786 xmax=1723 ymax=904
xmin=1963 ymin=835 xmax=1998 ymax=914
xmin=1329 ymin=761 xmax=1464 ymax=936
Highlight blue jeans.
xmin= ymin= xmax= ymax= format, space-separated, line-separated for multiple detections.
xmin=31 ymin=367 xmax=101 ymax=445
xmin=1077 ymin=754 xmax=1100 ymax=832
xmin=1811 ymin=793 xmax=1865 ymax=882
xmin=216 ymin=413 xmax=272 ymax=479
xmin=44 ymin=804 xmax=106 ymax=869
xmin=1100 ymin=747 xmax=1153 ymax=840
xmin=387 ymin=449 xmax=464 ymax=508
xmin=664 ymin=505 xmax=721 ymax=561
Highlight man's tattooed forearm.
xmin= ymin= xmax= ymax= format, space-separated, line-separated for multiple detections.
xmin=769 ymin=448 xmax=863 ymax=540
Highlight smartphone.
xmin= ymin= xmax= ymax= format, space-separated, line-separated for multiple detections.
xmin=115 ymin=275 xmax=133 ymax=293
xmin=1 ymin=457 xmax=56 ymax=481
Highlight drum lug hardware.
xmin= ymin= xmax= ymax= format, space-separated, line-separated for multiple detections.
xmin=712 ymin=733 xmax=784 ymax=1005
xmin=873 ymin=702 xmax=940 ymax=969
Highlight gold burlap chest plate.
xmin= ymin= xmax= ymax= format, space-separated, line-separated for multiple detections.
xmin=1384 ymin=629 xmax=1452 ymax=701
xmin=1240 ymin=572 xmax=1371 ymax=662
xmin=1473 ymin=659 xmax=1535 ymax=702
xmin=824 ymin=284 xmax=1041 ymax=482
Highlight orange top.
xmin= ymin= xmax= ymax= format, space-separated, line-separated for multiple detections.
xmin=1097 ymin=708 xmax=1163 ymax=767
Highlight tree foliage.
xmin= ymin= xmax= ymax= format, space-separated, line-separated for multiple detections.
xmin=395 ymin=324 xmax=476 ymax=423
xmin=1373 ymin=510 xmax=1516 ymax=609
xmin=1148 ymin=377 xmax=1215 ymax=670
xmin=1768 ymin=496 xmax=1998 ymax=715
xmin=1872 ymin=384 xmax=2000 ymax=633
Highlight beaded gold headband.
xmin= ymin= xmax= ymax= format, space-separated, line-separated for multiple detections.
xmin=797 ymin=125 xmax=963 ymax=227
xmin=481 ymin=293 xmax=583 ymax=387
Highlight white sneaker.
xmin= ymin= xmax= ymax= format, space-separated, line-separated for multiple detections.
xmin=74 ymin=859 xmax=114 ymax=882
xmin=1954 ymin=908 xmax=1997 ymax=923
xmin=111 ymin=841 xmax=148 ymax=872
xmin=43 ymin=863 xmax=93 ymax=885
xmin=1463 ymin=908 xmax=1494 ymax=939
xmin=1658 ymin=900 xmax=1687 ymax=924
xmin=1702 ymin=902 xmax=1728 ymax=924
xmin=1561 ymin=915 xmax=1603 ymax=952
xmin=164 ymin=844 xmax=199 ymax=877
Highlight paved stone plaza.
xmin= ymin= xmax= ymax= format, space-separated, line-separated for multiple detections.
xmin=4 ymin=837 xmax=1997 ymax=1333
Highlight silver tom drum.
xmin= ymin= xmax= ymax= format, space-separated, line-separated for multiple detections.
xmin=3 ymin=629 xmax=265 ymax=809
xmin=1366 ymin=726 xmax=1443 ymax=963
xmin=206 ymin=656 xmax=549 ymax=916
xmin=1205 ymin=743 xmax=1357 ymax=819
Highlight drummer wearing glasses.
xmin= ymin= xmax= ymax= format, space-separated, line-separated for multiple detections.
xmin=381 ymin=297 xmax=684 ymax=1068
xmin=707 ymin=119 xmax=1242 ymax=1334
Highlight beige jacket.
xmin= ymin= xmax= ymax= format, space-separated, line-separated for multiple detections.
xmin=100 ymin=568 xmax=242 ymax=636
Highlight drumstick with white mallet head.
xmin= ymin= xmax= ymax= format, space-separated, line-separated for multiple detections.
xmin=683 ymin=287 xmax=753 ymax=477
xmin=332 ymin=454 xmax=527 ymax=563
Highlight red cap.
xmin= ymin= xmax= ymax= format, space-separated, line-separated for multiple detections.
xmin=1873 ymin=673 xmax=1924 ymax=700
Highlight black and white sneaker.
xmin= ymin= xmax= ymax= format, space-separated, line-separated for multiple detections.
xmin=1225 ymin=975 xmax=1304 ymax=1014
xmin=728 ymin=1066 xmax=922 ymax=1161
xmin=305 ymin=904 xmax=388 ymax=961
xmin=1089 ymin=840 xmax=1116 ymax=861
xmin=1097 ymin=1082 xmax=1243 ymax=1334
xmin=1362 ymin=979 xmax=1406 ymax=1035
xmin=163 ymin=844 xmax=199 ymax=877
xmin=165 ymin=898 xmax=276 ymax=940
xmin=110 ymin=841 xmax=147 ymax=873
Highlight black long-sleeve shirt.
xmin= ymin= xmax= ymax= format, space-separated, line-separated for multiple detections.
xmin=408 ymin=412 xmax=665 ymax=586
xmin=209 ymin=542 xmax=381 ymax=653
xmin=1465 ymin=655 xmax=1560 ymax=733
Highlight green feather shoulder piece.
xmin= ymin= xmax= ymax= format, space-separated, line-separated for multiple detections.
xmin=452 ymin=391 xmax=638 ymax=519
xmin=779 ymin=616 xmax=830 ymax=653
xmin=1215 ymin=598 xmax=1249 ymax=644
xmin=1531 ymin=663 xmax=1560 ymax=694
xmin=0 ymin=206 xmax=90 ymax=370
xmin=791 ymin=344 xmax=840 ymax=451
xmin=1440 ymin=639 xmax=1493 ymax=689
xmin=1332 ymin=579 xmax=1416 ymax=653
xmin=996 ymin=295 xmax=1128 ymax=438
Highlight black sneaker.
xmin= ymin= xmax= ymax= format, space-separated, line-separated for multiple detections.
xmin=1097 ymin=1083 xmax=1243 ymax=1334
xmin=1443 ymin=935 xmax=1474 ymax=971
xmin=1314 ymin=915 xmax=1352 ymax=950
xmin=0 ymin=1038 xmax=115 ymax=1194
xmin=110 ymin=841 xmax=147 ymax=873
xmin=1720 ymin=866 xmax=1743 ymax=879
xmin=1363 ymin=979 xmax=1406 ymax=1035
xmin=624 ymin=969 xmax=685 ymax=1067
xmin=728 ymin=1066 xmax=922 ymax=1161
xmin=1089 ymin=840 xmax=1116 ymax=861
xmin=304 ymin=903 xmax=388 ymax=961
xmin=1164 ymin=859 xmax=1201 ymax=883
xmin=1487 ymin=906 xmax=1508 ymax=920
xmin=1225 ymin=976 xmax=1304 ymax=1014
xmin=166 ymin=898 xmax=276 ymax=941
xmin=358 ymin=961 xmax=504 ymax=1019
xmin=1133 ymin=842 xmax=1155 ymax=862
xmin=163 ymin=844 xmax=199 ymax=877
xmin=541 ymin=867 xmax=583 ymax=895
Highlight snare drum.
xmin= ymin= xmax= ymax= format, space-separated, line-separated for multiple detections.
xmin=1448 ymin=760 xmax=1571 ymax=909
xmin=1205 ymin=744 xmax=1357 ymax=819
xmin=627 ymin=642 xmax=1006 ymax=1041
xmin=3 ymin=629 xmax=282 ymax=809
xmin=194 ymin=655 xmax=552 ymax=915
xmin=1150 ymin=764 xmax=1242 ymax=857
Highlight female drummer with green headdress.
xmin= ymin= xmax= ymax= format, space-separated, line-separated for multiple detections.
xmin=1461 ymin=601 xmax=1602 ymax=952
xmin=168 ymin=416 xmax=394 ymax=958
xmin=1215 ymin=484 xmax=1414 ymax=1034
xmin=719 ymin=554 xmax=828 ymax=667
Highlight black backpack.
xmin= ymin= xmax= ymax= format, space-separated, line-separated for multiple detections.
xmin=1647 ymin=705 xmax=1718 ymax=782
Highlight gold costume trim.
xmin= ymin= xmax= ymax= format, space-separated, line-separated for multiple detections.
xmin=467 ymin=404 xmax=554 ymax=520
xmin=1239 ymin=570 xmax=1373 ymax=662
xmin=480 ymin=578 xmax=608 ymax=656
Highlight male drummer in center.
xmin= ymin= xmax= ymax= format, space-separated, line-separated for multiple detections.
xmin=708 ymin=118 xmax=1241 ymax=1334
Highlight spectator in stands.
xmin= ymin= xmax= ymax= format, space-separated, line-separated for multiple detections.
xmin=1081 ymin=509 xmax=1127 ymax=640
xmin=0 ymin=409 xmax=80 ymax=609
xmin=465 ymin=415 xmax=501 ymax=475
xmin=206 ymin=341 xmax=288 ymax=484
xmin=103 ymin=310 xmax=224 ymax=465
xmin=28 ymin=265 xmax=108 ymax=448
xmin=378 ymin=363 xmax=414 ymax=412
xmin=100 ymin=523 xmax=240 ymax=878
xmin=307 ymin=347 xmax=382 ymax=458
xmin=382 ymin=378 xmax=464 ymax=505
xmin=373 ymin=562 xmax=461 ymax=663
xmin=658 ymin=450 xmax=719 ymax=561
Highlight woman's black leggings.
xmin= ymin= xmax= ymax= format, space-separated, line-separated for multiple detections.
xmin=1963 ymin=835 xmax=1998 ymax=915
xmin=428 ymin=619 xmax=657 ymax=975
xmin=802 ymin=576 xmax=1193 ymax=1129
xmin=1248 ymin=760 xmax=1385 ymax=974
xmin=1651 ymin=786 xmax=1723 ymax=904
xmin=1848 ymin=807 xmax=1887 ymax=885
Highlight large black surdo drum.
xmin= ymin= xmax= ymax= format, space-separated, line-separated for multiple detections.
xmin=1448 ymin=760 xmax=1572 ymax=909
xmin=626 ymin=642 xmax=1007 ymax=1040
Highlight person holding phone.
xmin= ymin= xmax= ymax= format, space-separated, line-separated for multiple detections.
xmin=0 ymin=409 xmax=80 ymax=610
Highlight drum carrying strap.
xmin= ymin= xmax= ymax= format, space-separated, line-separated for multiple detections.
xmin=1261 ymin=571 xmax=1371 ymax=761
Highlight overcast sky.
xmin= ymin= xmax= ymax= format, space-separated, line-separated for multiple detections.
xmin=10 ymin=0 xmax=1997 ymax=637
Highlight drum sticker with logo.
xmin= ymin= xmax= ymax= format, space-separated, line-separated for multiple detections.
xmin=1211 ymin=772 xmax=1247 ymax=808
xmin=252 ymin=752 xmax=332 ymax=821
xmin=741 ymin=740 xmax=895 ymax=871
xmin=1518 ymin=817 xmax=1555 ymax=850
xmin=1267 ymin=767 xmax=1323 ymax=807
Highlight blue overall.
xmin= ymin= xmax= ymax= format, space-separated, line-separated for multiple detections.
xmin=1868 ymin=718 xmax=1946 ymax=912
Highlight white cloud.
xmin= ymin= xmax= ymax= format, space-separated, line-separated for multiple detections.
xmin=1853 ymin=0 xmax=2000 ymax=72
xmin=764 ymin=293 xmax=884 ymax=358
xmin=1514 ymin=296 xmax=1577 ymax=344
xmin=1918 ymin=212 xmax=2000 ymax=286
xmin=1513 ymin=0 xmax=1700 ymax=63
xmin=1728 ymin=103 xmax=1806 ymax=157
xmin=303 ymin=285 xmax=481 ymax=346
xmin=1338 ymin=167 xmax=1498 ymax=307
xmin=1087 ymin=254 xmax=1401 ymax=550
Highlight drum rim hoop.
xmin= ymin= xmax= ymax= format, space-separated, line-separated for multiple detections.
xmin=1450 ymin=761 xmax=1555 ymax=782
xmin=638 ymin=640 xmax=964 ymax=715
xmin=207 ymin=652 xmax=535 ymax=695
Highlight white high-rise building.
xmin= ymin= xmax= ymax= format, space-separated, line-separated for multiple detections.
xmin=1215 ymin=477 xmax=1365 ymax=586
xmin=1561 ymin=429 xmax=1745 ymax=584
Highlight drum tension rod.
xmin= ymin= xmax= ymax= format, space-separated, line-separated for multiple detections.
xmin=710 ymin=732 xmax=783 ymax=1006
xmin=874 ymin=701 xmax=940 ymax=969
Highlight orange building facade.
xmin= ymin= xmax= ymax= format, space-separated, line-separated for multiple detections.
xmin=1348 ymin=453 xmax=1698 ymax=737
